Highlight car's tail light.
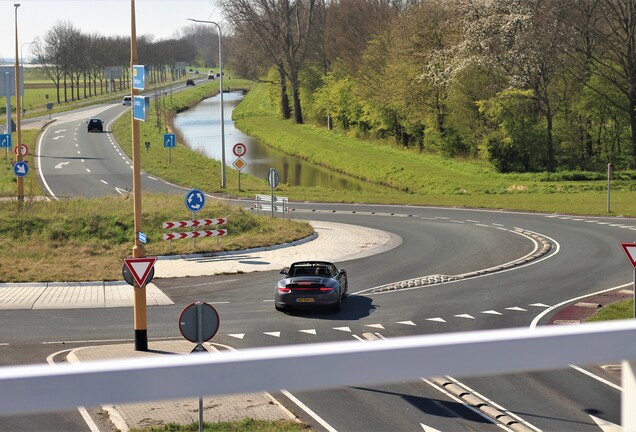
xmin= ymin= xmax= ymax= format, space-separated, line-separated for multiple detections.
xmin=319 ymin=287 xmax=333 ymax=292
xmin=277 ymin=287 xmax=291 ymax=293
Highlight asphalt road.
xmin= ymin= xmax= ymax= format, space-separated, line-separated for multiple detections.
xmin=1 ymin=98 xmax=631 ymax=431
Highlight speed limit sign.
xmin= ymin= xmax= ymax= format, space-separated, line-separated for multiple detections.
xmin=14 ymin=144 xmax=28 ymax=157
xmin=233 ymin=143 xmax=246 ymax=157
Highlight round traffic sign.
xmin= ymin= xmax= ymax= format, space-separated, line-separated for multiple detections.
xmin=13 ymin=161 xmax=29 ymax=177
xmin=185 ymin=189 xmax=205 ymax=212
xmin=14 ymin=144 xmax=28 ymax=157
xmin=179 ymin=302 xmax=220 ymax=343
xmin=233 ymin=143 xmax=247 ymax=157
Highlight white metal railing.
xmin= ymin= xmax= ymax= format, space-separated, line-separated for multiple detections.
xmin=254 ymin=194 xmax=289 ymax=217
xmin=1 ymin=320 xmax=636 ymax=428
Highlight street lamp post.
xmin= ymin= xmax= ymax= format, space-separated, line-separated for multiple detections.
xmin=187 ymin=18 xmax=226 ymax=189
xmin=20 ymin=41 xmax=33 ymax=114
xmin=14 ymin=3 xmax=23 ymax=201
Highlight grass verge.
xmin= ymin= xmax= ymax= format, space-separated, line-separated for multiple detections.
xmin=586 ymin=300 xmax=634 ymax=322
xmin=130 ymin=418 xmax=312 ymax=432
xmin=0 ymin=194 xmax=311 ymax=282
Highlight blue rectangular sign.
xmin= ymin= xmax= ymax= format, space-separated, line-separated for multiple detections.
xmin=133 ymin=96 xmax=150 ymax=121
xmin=0 ymin=134 xmax=11 ymax=149
xmin=163 ymin=133 xmax=176 ymax=148
xmin=132 ymin=65 xmax=149 ymax=90
xmin=137 ymin=232 xmax=147 ymax=244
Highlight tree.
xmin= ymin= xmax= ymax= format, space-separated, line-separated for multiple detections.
xmin=459 ymin=0 xmax=576 ymax=172
xmin=219 ymin=0 xmax=323 ymax=124
xmin=583 ymin=0 xmax=636 ymax=168
xmin=478 ymin=89 xmax=546 ymax=172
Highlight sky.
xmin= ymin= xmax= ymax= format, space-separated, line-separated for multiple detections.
xmin=0 ymin=0 xmax=223 ymax=60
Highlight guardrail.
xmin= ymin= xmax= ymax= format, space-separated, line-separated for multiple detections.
xmin=254 ymin=194 xmax=289 ymax=218
xmin=1 ymin=320 xmax=635 ymax=429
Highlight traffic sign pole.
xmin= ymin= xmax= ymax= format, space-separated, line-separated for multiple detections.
xmin=130 ymin=1 xmax=148 ymax=352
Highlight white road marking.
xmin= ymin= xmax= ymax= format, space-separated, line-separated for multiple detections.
xmin=299 ymin=329 xmax=316 ymax=335
xmin=589 ymin=414 xmax=622 ymax=431
xmin=333 ymin=326 xmax=351 ymax=332
xmin=529 ymin=303 xmax=550 ymax=307
xmin=530 ymin=282 xmax=632 ymax=391
xmin=100 ymin=179 xmax=108 ymax=185
xmin=47 ymin=349 xmax=100 ymax=432
xmin=264 ymin=332 xmax=281 ymax=337
xmin=365 ymin=324 xmax=385 ymax=329
xmin=482 ymin=310 xmax=502 ymax=315
xmin=420 ymin=422 xmax=442 ymax=431
xmin=54 ymin=162 xmax=70 ymax=169
xmin=397 ymin=321 xmax=416 ymax=326
xmin=427 ymin=317 xmax=446 ymax=323
xmin=455 ymin=314 xmax=475 ymax=319
xmin=570 ymin=365 xmax=621 ymax=391
xmin=421 ymin=378 xmax=511 ymax=431
xmin=281 ymin=390 xmax=337 ymax=432
xmin=227 ymin=334 xmax=245 ymax=339
xmin=54 ymin=129 xmax=67 ymax=133
xmin=505 ymin=306 xmax=527 ymax=311
xmin=445 ymin=376 xmax=540 ymax=431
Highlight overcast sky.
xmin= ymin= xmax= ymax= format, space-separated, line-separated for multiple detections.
xmin=0 ymin=0 xmax=222 ymax=60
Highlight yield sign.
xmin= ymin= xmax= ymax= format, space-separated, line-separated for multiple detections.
xmin=123 ymin=257 xmax=157 ymax=286
xmin=621 ymin=243 xmax=636 ymax=268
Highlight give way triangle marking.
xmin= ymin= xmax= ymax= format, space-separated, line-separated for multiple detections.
xmin=123 ymin=257 xmax=157 ymax=287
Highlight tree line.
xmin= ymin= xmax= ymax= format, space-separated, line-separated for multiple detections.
xmin=32 ymin=21 xmax=220 ymax=105
xmin=219 ymin=0 xmax=636 ymax=173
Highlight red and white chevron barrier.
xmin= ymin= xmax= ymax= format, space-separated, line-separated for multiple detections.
xmin=162 ymin=217 xmax=227 ymax=229
xmin=163 ymin=229 xmax=227 ymax=241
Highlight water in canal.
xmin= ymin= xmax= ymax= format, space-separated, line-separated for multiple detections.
xmin=173 ymin=91 xmax=383 ymax=192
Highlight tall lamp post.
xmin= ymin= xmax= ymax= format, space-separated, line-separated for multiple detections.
xmin=20 ymin=41 xmax=33 ymax=114
xmin=187 ymin=18 xmax=226 ymax=189
xmin=14 ymin=3 xmax=23 ymax=201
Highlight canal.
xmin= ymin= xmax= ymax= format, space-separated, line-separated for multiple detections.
xmin=173 ymin=91 xmax=384 ymax=192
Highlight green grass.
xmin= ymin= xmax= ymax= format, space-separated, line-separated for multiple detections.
xmin=0 ymin=128 xmax=44 ymax=197
xmin=5 ymin=77 xmax=636 ymax=283
xmin=0 ymin=195 xmax=311 ymax=282
xmin=587 ymin=300 xmax=634 ymax=322
xmin=130 ymin=418 xmax=312 ymax=432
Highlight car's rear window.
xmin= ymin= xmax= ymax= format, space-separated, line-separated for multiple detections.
xmin=291 ymin=265 xmax=330 ymax=276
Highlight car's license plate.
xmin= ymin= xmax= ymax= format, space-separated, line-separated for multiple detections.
xmin=297 ymin=298 xmax=314 ymax=303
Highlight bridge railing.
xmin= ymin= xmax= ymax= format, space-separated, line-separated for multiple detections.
xmin=1 ymin=320 xmax=635 ymax=428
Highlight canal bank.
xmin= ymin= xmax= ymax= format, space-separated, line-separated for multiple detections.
xmin=172 ymin=91 xmax=388 ymax=193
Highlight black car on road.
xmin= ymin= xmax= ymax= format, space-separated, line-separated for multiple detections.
xmin=87 ymin=118 xmax=103 ymax=133
xmin=275 ymin=261 xmax=348 ymax=312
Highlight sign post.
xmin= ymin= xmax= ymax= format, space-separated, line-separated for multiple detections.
xmin=179 ymin=301 xmax=220 ymax=432
xmin=233 ymin=143 xmax=247 ymax=191
xmin=620 ymin=242 xmax=636 ymax=319
xmin=268 ymin=168 xmax=279 ymax=219
xmin=185 ymin=189 xmax=205 ymax=249
xmin=130 ymin=3 xmax=148 ymax=351
xmin=0 ymin=133 xmax=10 ymax=164
xmin=164 ymin=133 xmax=176 ymax=164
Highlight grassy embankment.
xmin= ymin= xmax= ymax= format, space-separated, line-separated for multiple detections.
xmin=5 ymin=74 xmax=636 ymax=282
xmin=0 ymin=76 xmax=313 ymax=283
xmin=233 ymin=84 xmax=636 ymax=215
